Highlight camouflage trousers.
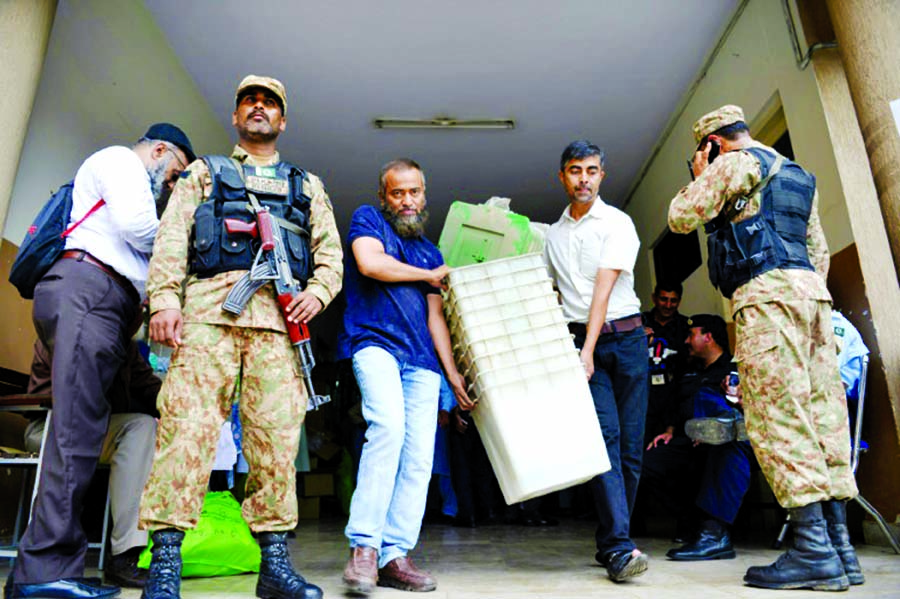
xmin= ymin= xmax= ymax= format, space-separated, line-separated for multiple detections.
xmin=735 ymin=299 xmax=857 ymax=508
xmin=139 ymin=323 xmax=306 ymax=532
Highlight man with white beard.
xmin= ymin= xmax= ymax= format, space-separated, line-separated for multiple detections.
xmin=6 ymin=123 xmax=194 ymax=599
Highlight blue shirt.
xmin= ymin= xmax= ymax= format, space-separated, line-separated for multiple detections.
xmin=832 ymin=311 xmax=868 ymax=400
xmin=343 ymin=205 xmax=444 ymax=373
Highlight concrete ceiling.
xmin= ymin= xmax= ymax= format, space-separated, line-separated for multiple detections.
xmin=145 ymin=0 xmax=739 ymax=237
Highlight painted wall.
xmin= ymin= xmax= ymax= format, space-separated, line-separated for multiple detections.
xmin=2 ymin=0 xmax=229 ymax=245
xmin=626 ymin=0 xmax=853 ymax=317
xmin=0 ymin=0 xmax=229 ymax=371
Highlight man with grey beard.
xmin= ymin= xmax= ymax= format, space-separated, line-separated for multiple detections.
xmin=6 ymin=123 xmax=193 ymax=599
xmin=341 ymin=158 xmax=472 ymax=595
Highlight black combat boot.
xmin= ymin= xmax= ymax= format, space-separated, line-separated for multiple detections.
xmin=822 ymin=499 xmax=864 ymax=585
xmin=141 ymin=529 xmax=184 ymax=599
xmin=256 ymin=532 xmax=322 ymax=599
xmin=744 ymin=502 xmax=849 ymax=591
xmin=667 ymin=518 xmax=736 ymax=561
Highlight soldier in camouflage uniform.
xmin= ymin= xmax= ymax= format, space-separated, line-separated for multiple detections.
xmin=668 ymin=105 xmax=860 ymax=592
xmin=138 ymin=76 xmax=342 ymax=599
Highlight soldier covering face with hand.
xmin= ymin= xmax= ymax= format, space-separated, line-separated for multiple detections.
xmin=668 ymin=105 xmax=861 ymax=592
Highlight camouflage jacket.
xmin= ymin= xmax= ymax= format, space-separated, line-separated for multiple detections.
xmin=668 ymin=140 xmax=831 ymax=315
xmin=147 ymin=145 xmax=343 ymax=331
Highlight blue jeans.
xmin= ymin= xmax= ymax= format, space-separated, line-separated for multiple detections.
xmin=697 ymin=441 xmax=754 ymax=524
xmin=574 ymin=327 xmax=648 ymax=557
xmin=345 ymin=346 xmax=440 ymax=567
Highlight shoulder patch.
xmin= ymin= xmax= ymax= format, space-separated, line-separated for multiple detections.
xmin=179 ymin=170 xmax=192 ymax=179
xmin=307 ymin=177 xmax=333 ymax=210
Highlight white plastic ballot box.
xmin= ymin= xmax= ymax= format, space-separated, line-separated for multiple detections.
xmin=445 ymin=254 xmax=610 ymax=503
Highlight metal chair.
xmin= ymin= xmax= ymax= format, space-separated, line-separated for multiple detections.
xmin=774 ymin=356 xmax=900 ymax=553
xmin=0 ymin=393 xmax=52 ymax=562
xmin=0 ymin=394 xmax=112 ymax=567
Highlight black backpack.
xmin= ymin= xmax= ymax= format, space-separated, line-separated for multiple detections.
xmin=8 ymin=181 xmax=104 ymax=299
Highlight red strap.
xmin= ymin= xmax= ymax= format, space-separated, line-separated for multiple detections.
xmin=61 ymin=199 xmax=105 ymax=238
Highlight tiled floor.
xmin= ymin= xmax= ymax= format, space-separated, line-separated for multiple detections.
xmin=3 ymin=517 xmax=898 ymax=598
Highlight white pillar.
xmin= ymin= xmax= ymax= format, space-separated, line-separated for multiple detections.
xmin=0 ymin=0 xmax=57 ymax=235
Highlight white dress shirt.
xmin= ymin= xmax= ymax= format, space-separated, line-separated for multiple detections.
xmin=65 ymin=146 xmax=159 ymax=295
xmin=543 ymin=197 xmax=642 ymax=323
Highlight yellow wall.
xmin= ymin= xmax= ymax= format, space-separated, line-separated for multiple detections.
xmin=0 ymin=0 xmax=229 ymax=371
xmin=627 ymin=0 xmax=853 ymax=317
xmin=2 ymin=0 xmax=229 ymax=245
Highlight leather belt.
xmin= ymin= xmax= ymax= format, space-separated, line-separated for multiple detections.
xmin=60 ymin=250 xmax=138 ymax=301
xmin=568 ymin=314 xmax=644 ymax=337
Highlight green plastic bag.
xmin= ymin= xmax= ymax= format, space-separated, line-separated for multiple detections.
xmin=138 ymin=491 xmax=260 ymax=577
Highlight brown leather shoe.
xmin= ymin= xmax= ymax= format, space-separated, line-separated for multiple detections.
xmin=377 ymin=556 xmax=436 ymax=592
xmin=342 ymin=546 xmax=378 ymax=594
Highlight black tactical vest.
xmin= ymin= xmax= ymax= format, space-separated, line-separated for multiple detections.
xmin=704 ymin=147 xmax=816 ymax=299
xmin=189 ymin=155 xmax=312 ymax=284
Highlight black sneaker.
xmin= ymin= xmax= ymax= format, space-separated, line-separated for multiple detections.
xmin=597 ymin=549 xmax=649 ymax=582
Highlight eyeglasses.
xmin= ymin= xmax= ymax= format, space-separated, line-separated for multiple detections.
xmin=163 ymin=143 xmax=187 ymax=170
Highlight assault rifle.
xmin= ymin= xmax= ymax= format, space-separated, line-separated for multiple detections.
xmin=222 ymin=207 xmax=330 ymax=410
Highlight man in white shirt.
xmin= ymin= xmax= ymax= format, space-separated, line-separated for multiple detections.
xmin=8 ymin=124 xmax=193 ymax=599
xmin=543 ymin=139 xmax=649 ymax=582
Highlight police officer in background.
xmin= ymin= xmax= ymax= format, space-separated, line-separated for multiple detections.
xmin=138 ymin=76 xmax=343 ymax=599
xmin=668 ymin=105 xmax=861 ymax=591
xmin=642 ymin=281 xmax=690 ymax=445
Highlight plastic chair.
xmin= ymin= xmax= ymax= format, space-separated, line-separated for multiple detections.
xmin=774 ymin=356 xmax=900 ymax=553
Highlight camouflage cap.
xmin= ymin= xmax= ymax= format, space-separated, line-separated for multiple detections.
xmin=692 ymin=105 xmax=745 ymax=145
xmin=235 ymin=75 xmax=287 ymax=114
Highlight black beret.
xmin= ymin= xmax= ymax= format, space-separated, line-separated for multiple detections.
xmin=687 ymin=314 xmax=729 ymax=349
xmin=143 ymin=122 xmax=196 ymax=164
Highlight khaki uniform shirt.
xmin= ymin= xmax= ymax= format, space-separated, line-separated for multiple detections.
xmin=667 ymin=140 xmax=831 ymax=315
xmin=147 ymin=145 xmax=343 ymax=332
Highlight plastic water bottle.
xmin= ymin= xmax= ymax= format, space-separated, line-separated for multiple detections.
xmin=725 ymin=371 xmax=740 ymax=403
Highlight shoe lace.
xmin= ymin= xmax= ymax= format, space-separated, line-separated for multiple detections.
xmin=773 ymin=549 xmax=796 ymax=568
xmin=261 ymin=542 xmax=308 ymax=588
xmin=147 ymin=544 xmax=181 ymax=595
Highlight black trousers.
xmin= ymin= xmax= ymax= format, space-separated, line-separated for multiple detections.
xmin=14 ymin=258 xmax=138 ymax=583
xmin=640 ymin=436 xmax=753 ymax=527
xmin=448 ymin=412 xmax=494 ymax=521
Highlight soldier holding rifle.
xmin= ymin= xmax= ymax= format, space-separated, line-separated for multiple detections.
xmin=138 ymin=75 xmax=342 ymax=599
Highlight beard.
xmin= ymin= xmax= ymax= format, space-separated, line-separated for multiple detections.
xmin=238 ymin=112 xmax=280 ymax=143
xmin=240 ymin=123 xmax=279 ymax=143
xmin=381 ymin=204 xmax=429 ymax=238
xmin=147 ymin=154 xmax=174 ymax=204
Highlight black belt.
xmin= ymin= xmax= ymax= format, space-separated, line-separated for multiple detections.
xmin=60 ymin=250 xmax=139 ymax=302
xmin=568 ymin=313 xmax=644 ymax=337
